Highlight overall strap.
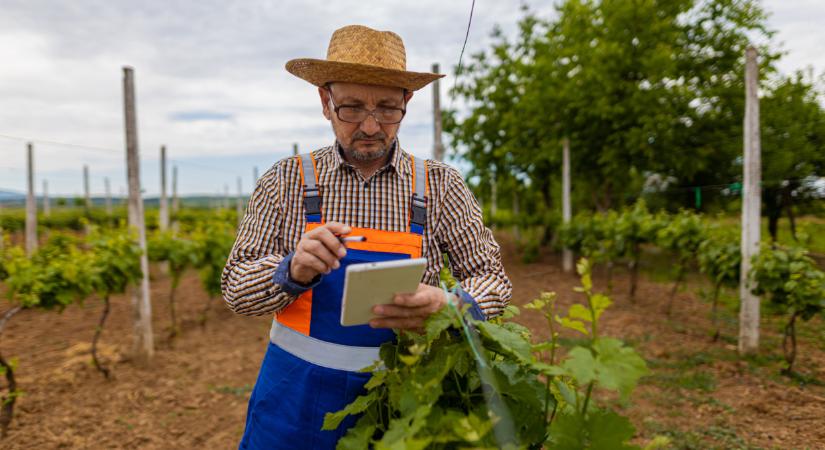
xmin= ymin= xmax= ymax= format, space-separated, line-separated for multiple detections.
xmin=298 ymin=152 xmax=322 ymax=223
xmin=409 ymin=155 xmax=428 ymax=235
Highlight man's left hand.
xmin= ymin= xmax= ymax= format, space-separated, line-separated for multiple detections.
xmin=369 ymin=283 xmax=452 ymax=331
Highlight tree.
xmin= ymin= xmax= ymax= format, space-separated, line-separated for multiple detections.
xmin=760 ymin=72 xmax=825 ymax=241
xmin=446 ymin=0 xmax=778 ymax=212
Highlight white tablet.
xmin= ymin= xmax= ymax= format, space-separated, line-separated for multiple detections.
xmin=340 ymin=257 xmax=427 ymax=326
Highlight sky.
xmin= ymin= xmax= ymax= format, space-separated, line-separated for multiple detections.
xmin=0 ymin=0 xmax=823 ymax=198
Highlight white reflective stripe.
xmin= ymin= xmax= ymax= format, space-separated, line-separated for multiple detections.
xmin=269 ymin=320 xmax=381 ymax=372
xmin=300 ymin=152 xmax=317 ymax=190
xmin=412 ymin=156 xmax=427 ymax=199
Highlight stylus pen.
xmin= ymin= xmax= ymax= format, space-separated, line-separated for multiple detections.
xmin=339 ymin=236 xmax=366 ymax=243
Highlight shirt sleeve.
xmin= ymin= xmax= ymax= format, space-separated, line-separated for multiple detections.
xmin=221 ymin=163 xmax=304 ymax=316
xmin=436 ymin=168 xmax=512 ymax=318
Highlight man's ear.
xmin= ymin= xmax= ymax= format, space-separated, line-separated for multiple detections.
xmin=404 ymin=90 xmax=414 ymax=104
xmin=319 ymin=87 xmax=331 ymax=120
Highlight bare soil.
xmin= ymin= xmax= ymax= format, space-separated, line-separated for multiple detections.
xmin=1 ymin=233 xmax=823 ymax=449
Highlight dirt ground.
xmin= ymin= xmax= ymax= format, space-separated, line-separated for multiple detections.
xmin=1 ymin=233 xmax=824 ymax=449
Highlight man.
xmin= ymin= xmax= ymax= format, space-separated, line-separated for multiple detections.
xmin=221 ymin=25 xmax=512 ymax=450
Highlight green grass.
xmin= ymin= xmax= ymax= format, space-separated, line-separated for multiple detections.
xmin=645 ymin=370 xmax=717 ymax=392
xmin=643 ymin=420 xmax=765 ymax=450
xmin=643 ymin=349 xmax=719 ymax=393
xmin=208 ymin=384 xmax=253 ymax=397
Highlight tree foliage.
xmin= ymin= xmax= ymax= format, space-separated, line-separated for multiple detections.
xmin=446 ymin=0 xmax=823 ymax=216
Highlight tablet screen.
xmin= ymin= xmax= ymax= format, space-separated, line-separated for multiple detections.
xmin=340 ymin=257 xmax=427 ymax=326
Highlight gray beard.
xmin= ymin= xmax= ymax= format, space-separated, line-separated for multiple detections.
xmin=340 ymin=140 xmax=392 ymax=162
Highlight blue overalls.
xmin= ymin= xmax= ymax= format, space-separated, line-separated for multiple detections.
xmin=239 ymin=152 xmax=429 ymax=449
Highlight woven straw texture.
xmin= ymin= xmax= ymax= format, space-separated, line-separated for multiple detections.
xmin=286 ymin=25 xmax=444 ymax=91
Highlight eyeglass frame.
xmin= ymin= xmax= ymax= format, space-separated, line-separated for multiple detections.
xmin=323 ymin=85 xmax=408 ymax=125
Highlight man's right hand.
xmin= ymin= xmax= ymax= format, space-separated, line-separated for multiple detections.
xmin=289 ymin=222 xmax=351 ymax=284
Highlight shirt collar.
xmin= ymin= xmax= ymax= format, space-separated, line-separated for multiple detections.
xmin=331 ymin=139 xmax=408 ymax=177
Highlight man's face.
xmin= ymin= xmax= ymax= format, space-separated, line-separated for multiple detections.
xmin=319 ymin=82 xmax=414 ymax=162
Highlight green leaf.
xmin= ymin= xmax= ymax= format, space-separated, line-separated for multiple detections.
xmin=376 ymin=405 xmax=431 ymax=448
xmin=424 ymin=308 xmax=454 ymax=342
xmin=548 ymin=409 xmax=640 ymax=450
xmin=553 ymin=378 xmax=577 ymax=408
xmin=556 ymin=315 xmax=590 ymax=336
xmin=590 ymin=294 xmax=612 ymax=322
xmin=588 ymin=409 xmax=640 ymax=450
xmin=364 ymin=369 xmax=386 ymax=390
xmin=476 ymin=321 xmax=533 ymax=363
xmin=561 ymin=347 xmax=597 ymax=386
xmin=532 ymin=342 xmax=555 ymax=353
xmin=523 ymin=298 xmax=546 ymax=310
xmin=322 ymin=390 xmax=378 ymax=431
xmin=398 ymin=353 xmax=421 ymax=366
xmin=592 ymin=338 xmax=650 ymax=400
xmin=561 ymin=338 xmax=649 ymax=401
xmin=567 ymin=304 xmax=593 ymax=322
xmin=336 ymin=420 xmax=376 ymax=450
xmin=454 ymin=412 xmax=493 ymax=443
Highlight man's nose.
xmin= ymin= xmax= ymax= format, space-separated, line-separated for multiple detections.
xmin=359 ymin=114 xmax=381 ymax=135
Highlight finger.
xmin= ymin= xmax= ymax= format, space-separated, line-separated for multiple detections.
xmin=324 ymin=221 xmax=352 ymax=236
xmin=314 ymin=228 xmax=347 ymax=259
xmin=392 ymin=292 xmax=414 ymax=303
xmin=372 ymin=304 xmax=432 ymax=318
xmin=303 ymin=240 xmax=340 ymax=270
xmin=369 ymin=317 xmax=425 ymax=330
xmin=393 ymin=291 xmax=433 ymax=308
xmin=299 ymin=251 xmax=334 ymax=275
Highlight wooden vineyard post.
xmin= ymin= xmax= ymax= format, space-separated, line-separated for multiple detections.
xmin=157 ymin=146 xmax=170 ymax=273
xmin=432 ymin=63 xmax=444 ymax=162
xmin=42 ymin=180 xmax=50 ymax=217
xmin=236 ymin=176 xmax=244 ymax=227
xmin=123 ymin=66 xmax=154 ymax=364
xmin=739 ymin=46 xmax=761 ymax=355
xmin=25 ymin=143 xmax=37 ymax=256
xmin=253 ymin=166 xmax=259 ymax=184
xmin=562 ymin=138 xmax=573 ymax=272
xmin=104 ymin=177 xmax=113 ymax=216
xmin=83 ymin=165 xmax=91 ymax=212
xmin=159 ymin=145 xmax=169 ymax=232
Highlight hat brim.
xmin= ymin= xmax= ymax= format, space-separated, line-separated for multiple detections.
xmin=286 ymin=58 xmax=444 ymax=91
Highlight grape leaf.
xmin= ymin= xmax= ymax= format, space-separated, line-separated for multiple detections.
xmin=322 ymin=390 xmax=377 ymax=430
xmin=476 ymin=321 xmax=533 ymax=363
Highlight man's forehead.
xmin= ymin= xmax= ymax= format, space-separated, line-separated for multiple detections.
xmin=329 ymin=82 xmax=405 ymax=102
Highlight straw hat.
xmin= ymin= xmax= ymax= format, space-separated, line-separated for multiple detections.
xmin=286 ymin=25 xmax=444 ymax=91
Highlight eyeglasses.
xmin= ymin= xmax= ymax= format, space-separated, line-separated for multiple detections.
xmin=326 ymin=89 xmax=406 ymax=124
